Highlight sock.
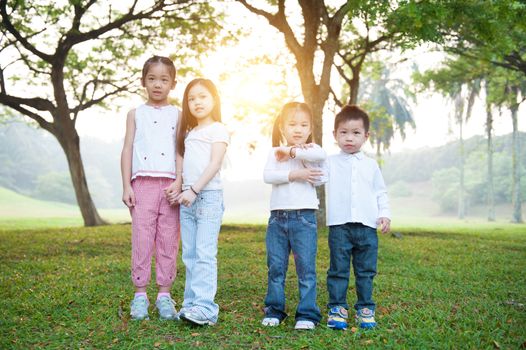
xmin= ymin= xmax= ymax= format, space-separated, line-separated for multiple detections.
xmin=157 ymin=292 xmax=170 ymax=301
xmin=134 ymin=292 xmax=147 ymax=300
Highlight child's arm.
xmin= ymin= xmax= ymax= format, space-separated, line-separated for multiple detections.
xmin=274 ymin=144 xmax=326 ymax=162
xmin=374 ymin=165 xmax=391 ymax=233
xmin=263 ymin=149 xmax=290 ymax=184
xmin=177 ymin=142 xmax=227 ymax=207
xmin=264 ymin=148 xmax=325 ymax=185
xmin=120 ymin=109 xmax=136 ymax=208
xmin=165 ymin=152 xmax=183 ymax=205
xmin=165 ymin=113 xmax=183 ymax=205
xmin=311 ymin=159 xmax=329 ymax=187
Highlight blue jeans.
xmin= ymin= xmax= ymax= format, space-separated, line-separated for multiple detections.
xmin=327 ymin=223 xmax=378 ymax=311
xmin=264 ymin=209 xmax=322 ymax=323
xmin=180 ymin=190 xmax=224 ymax=323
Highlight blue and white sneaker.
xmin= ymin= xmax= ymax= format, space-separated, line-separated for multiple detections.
xmin=130 ymin=295 xmax=149 ymax=320
xmin=261 ymin=317 xmax=280 ymax=326
xmin=180 ymin=307 xmax=216 ymax=326
xmin=155 ymin=296 xmax=178 ymax=320
xmin=327 ymin=306 xmax=348 ymax=330
xmin=356 ymin=308 xmax=376 ymax=328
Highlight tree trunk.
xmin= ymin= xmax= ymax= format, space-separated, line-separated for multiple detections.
xmin=510 ymin=98 xmax=523 ymax=223
xmin=56 ymin=125 xmax=106 ymax=226
xmin=348 ymin=65 xmax=361 ymax=105
xmin=485 ymin=92 xmax=495 ymax=221
xmin=309 ymin=92 xmax=327 ymax=227
xmin=458 ymin=118 xmax=465 ymax=219
xmin=376 ymin=141 xmax=383 ymax=169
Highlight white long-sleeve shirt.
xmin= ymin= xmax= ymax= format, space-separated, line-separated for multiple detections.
xmin=326 ymin=151 xmax=390 ymax=228
xmin=263 ymin=145 xmax=327 ymax=210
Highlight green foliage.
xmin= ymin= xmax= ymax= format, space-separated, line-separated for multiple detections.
xmin=33 ymin=172 xmax=76 ymax=204
xmin=0 ymin=122 xmax=122 ymax=208
xmin=383 ymin=133 xmax=526 ymax=185
xmin=431 ymin=150 xmax=526 ymax=213
xmin=398 ymin=0 xmax=526 ymax=77
xmin=359 ymin=62 xmax=415 ymax=157
xmin=1 ymin=224 xmax=525 ymax=348
xmin=1 ymin=1 xmax=224 ymax=111
xmin=389 ymin=181 xmax=413 ymax=198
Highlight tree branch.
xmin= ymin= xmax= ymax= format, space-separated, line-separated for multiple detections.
xmin=62 ymin=0 xmax=178 ymax=49
xmin=330 ymin=86 xmax=344 ymax=108
xmin=0 ymin=0 xmax=54 ymax=62
xmin=237 ymin=0 xmax=303 ymax=59
xmin=70 ymin=80 xmax=135 ymax=119
xmin=0 ymin=93 xmax=54 ymax=132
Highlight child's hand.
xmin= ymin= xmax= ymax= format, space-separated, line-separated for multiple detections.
xmin=377 ymin=217 xmax=391 ymax=234
xmin=275 ymin=144 xmax=316 ymax=162
xmin=275 ymin=146 xmax=292 ymax=162
xmin=289 ymin=168 xmax=323 ymax=184
xmin=164 ymin=178 xmax=182 ymax=206
xmin=176 ymin=189 xmax=197 ymax=207
xmin=122 ymin=186 xmax=136 ymax=208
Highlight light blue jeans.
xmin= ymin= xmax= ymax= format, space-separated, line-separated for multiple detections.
xmin=180 ymin=190 xmax=224 ymax=323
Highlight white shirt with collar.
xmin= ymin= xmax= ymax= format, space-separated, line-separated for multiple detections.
xmin=326 ymin=151 xmax=390 ymax=228
xmin=263 ymin=145 xmax=327 ymax=210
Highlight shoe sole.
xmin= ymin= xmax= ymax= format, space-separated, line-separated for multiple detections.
xmin=295 ymin=326 xmax=315 ymax=330
xmin=159 ymin=315 xmax=179 ymax=321
xmin=327 ymin=324 xmax=347 ymax=330
xmin=180 ymin=314 xmax=215 ymax=326
xmin=359 ymin=323 xmax=376 ymax=329
xmin=131 ymin=316 xmax=150 ymax=321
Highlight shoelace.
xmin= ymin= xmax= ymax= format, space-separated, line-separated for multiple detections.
xmin=157 ymin=297 xmax=175 ymax=310
xmin=131 ymin=298 xmax=148 ymax=312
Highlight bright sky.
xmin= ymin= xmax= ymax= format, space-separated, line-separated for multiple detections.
xmin=64 ymin=3 xmax=526 ymax=180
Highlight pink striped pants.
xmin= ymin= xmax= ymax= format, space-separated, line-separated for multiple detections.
xmin=130 ymin=176 xmax=180 ymax=288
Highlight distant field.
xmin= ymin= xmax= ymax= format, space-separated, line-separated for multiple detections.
xmin=1 ymin=185 xmax=525 ymax=230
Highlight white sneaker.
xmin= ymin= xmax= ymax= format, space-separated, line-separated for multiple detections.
xmin=294 ymin=320 xmax=315 ymax=330
xmin=261 ymin=317 xmax=280 ymax=326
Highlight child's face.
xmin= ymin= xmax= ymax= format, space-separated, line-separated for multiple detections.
xmin=334 ymin=119 xmax=369 ymax=154
xmin=142 ymin=63 xmax=175 ymax=103
xmin=187 ymin=83 xmax=215 ymax=122
xmin=281 ymin=111 xmax=311 ymax=146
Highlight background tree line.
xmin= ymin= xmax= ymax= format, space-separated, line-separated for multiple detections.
xmin=1 ymin=0 xmax=524 ymax=225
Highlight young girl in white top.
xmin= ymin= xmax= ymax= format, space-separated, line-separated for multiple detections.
xmin=167 ymin=78 xmax=229 ymax=326
xmin=262 ymin=102 xmax=326 ymax=330
xmin=121 ymin=56 xmax=181 ymax=321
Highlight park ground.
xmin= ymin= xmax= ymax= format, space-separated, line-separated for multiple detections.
xmin=1 ymin=218 xmax=525 ymax=349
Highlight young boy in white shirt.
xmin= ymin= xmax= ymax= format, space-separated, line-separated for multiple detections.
xmin=325 ymin=105 xmax=391 ymax=330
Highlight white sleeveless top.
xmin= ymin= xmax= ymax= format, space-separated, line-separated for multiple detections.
xmin=132 ymin=104 xmax=179 ymax=180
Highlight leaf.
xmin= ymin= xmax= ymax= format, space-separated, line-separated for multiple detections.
xmin=191 ymin=333 xmax=200 ymax=337
xmin=154 ymin=342 xmax=161 ymax=347
xmin=493 ymin=340 xmax=500 ymax=349
xmin=350 ymin=327 xmax=358 ymax=333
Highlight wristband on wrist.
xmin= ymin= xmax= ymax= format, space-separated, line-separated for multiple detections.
xmin=289 ymin=146 xmax=297 ymax=159
xmin=189 ymin=186 xmax=199 ymax=195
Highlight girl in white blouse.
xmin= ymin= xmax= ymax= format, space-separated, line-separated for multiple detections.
xmin=262 ymin=102 xmax=326 ymax=330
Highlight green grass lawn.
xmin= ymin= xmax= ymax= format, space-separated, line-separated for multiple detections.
xmin=1 ymin=223 xmax=525 ymax=349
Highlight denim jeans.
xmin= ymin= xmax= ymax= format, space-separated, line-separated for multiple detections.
xmin=264 ymin=209 xmax=322 ymax=323
xmin=327 ymin=223 xmax=378 ymax=311
xmin=180 ymin=190 xmax=224 ymax=323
